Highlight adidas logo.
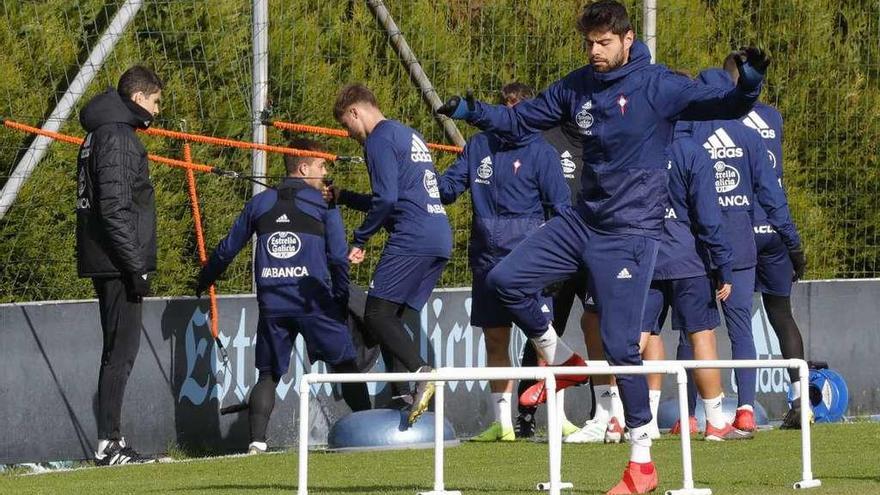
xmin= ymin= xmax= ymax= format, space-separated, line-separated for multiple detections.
xmin=480 ymin=156 xmax=493 ymax=166
xmin=703 ymin=127 xmax=743 ymax=160
xmin=276 ymin=214 xmax=290 ymax=223
xmin=585 ymin=296 xmax=595 ymax=306
xmin=616 ymin=268 xmax=632 ymax=279
xmin=742 ymin=111 xmax=776 ymax=139
xmin=540 ymin=304 xmax=551 ymax=313
xmin=410 ymin=134 xmax=433 ymax=163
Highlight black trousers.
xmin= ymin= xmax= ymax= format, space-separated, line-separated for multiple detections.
xmin=93 ymin=277 xmax=142 ymax=440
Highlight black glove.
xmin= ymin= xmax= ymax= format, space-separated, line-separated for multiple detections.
xmin=195 ymin=268 xmax=212 ymax=298
xmin=436 ymin=90 xmax=477 ymax=120
xmin=127 ymin=272 xmax=150 ymax=300
xmin=735 ymin=46 xmax=771 ymax=90
xmin=789 ymin=248 xmax=807 ymax=281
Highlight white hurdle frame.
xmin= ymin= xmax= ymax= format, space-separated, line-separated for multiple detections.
xmin=296 ymin=364 xmax=703 ymax=495
xmin=557 ymin=359 xmax=821 ymax=493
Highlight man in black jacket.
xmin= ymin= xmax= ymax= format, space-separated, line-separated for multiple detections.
xmin=76 ymin=65 xmax=162 ymax=465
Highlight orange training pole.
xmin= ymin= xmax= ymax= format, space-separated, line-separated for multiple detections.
xmin=270 ymin=120 xmax=464 ymax=154
xmin=183 ymin=143 xmax=220 ymax=341
xmin=142 ymin=126 xmax=338 ymax=161
xmin=2 ymin=119 xmax=216 ymax=174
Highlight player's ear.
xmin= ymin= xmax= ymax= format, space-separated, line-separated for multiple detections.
xmin=623 ymin=30 xmax=634 ymax=51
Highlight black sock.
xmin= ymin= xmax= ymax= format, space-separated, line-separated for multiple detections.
xmin=363 ymin=296 xmax=426 ymax=372
xmin=762 ymin=293 xmax=805 ymax=382
xmin=248 ymin=371 xmax=279 ymax=443
xmin=332 ymin=360 xmax=372 ymax=412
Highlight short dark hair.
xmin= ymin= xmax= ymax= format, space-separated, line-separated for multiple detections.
xmin=117 ymin=65 xmax=164 ymax=99
xmin=333 ymin=83 xmax=379 ymax=121
xmin=284 ymin=138 xmax=327 ymax=174
xmin=500 ymin=82 xmax=535 ymax=106
xmin=576 ymin=0 xmax=633 ymax=36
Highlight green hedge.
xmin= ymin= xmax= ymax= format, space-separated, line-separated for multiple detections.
xmin=1 ymin=0 xmax=876 ymax=303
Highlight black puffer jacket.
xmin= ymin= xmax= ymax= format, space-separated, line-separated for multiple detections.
xmin=76 ymin=88 xmax=157 ymax=277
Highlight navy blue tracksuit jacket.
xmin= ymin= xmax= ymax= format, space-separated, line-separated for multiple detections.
xmin=437 ymin=131 xmax=570 ymax=272
xmin=201 ymin=179 xmax=349 ymax=317
xmin=467 ymin=41 xmax=762 ymax=237
xmin=677 ymin=69 xmax=801 ymax=269
xmin=655 ymin=138 xmax=734 ymax=283
xmin=337 ymin=119 xmax=452 ymax=259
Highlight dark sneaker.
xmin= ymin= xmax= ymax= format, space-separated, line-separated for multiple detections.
xmin=515 ymin=412 xmax=536 ymax=439
xmin=780 ymin=406 xmax=812 ymax=430
xmin=95 ymin=440 xmax=154 ymax=466
xmin=407 ymin=366 xmax=436 ymax=425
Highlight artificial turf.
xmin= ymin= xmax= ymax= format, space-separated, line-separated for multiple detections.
xmin=2 ymin=422 xmax=878 ymax=494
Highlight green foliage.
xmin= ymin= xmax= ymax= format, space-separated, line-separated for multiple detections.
xmin=1 ymin=0 xmax=877 ymax=302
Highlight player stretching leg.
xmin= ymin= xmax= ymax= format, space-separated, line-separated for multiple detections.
xmin=329 ymin=84 xmax=453 ymax=425
xmin=440 ymin=1 xmax=768 ymax=491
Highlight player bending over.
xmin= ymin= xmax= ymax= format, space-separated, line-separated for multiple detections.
xmin=438 ymin=82 xmax=570 ymax=441
xmin=328 ymin=84 xmax=453 ymax=425
xmin=197 ymin=138 xmax=369 ymax=454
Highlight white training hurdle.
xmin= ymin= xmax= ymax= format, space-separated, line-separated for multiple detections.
xmin=297 ymin=364 xmax=701 ymax=495
xmin=551 ymin=359 xmax=821 ymax=493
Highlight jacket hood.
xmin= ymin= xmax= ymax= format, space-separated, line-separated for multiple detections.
xmin=696 ymin=68 xmax=735 ymax=90
xmin=80 ymin=88 xmax=154 ymax=132
xmin=593 ymin=40 xmax=652 ymax=83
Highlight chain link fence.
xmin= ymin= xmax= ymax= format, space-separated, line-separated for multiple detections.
xmin=1 ymin=0 xmax=877 ymax=303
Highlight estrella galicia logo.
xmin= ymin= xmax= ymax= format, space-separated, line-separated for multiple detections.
xmin=266 ymin=231 xmax=301 ymax=259
xmin=560 ymin=151 xmax=576 ymax=177
xmin=714 ymin=161 xmax=741 ymax=194
xmin=423 ymin=169 xmax=440 ymax=198
xmin=576 ymin=100 xmax=594 ymax=130
xmin=477 ymin=156 xmax=493 ymax=180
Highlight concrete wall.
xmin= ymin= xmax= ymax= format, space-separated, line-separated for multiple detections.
xmin=1 ymin=280 xmax=877 ymax=464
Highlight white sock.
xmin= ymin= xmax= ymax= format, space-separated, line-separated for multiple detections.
xmin=737 ymin=404 xmax=754 ymax=412
xmin=648 ymin=389 xmax=662 ymax=428
xmin=610 ymin=386 xmax=626 ymax=426
xmin=558 ymin=389 xmax=572 ymax=425
xmin=529 ymin=325 xmax=574 ymax=365
xmin=593 ymin=384 xmax=613 ymax=423
xmin=790 ymin=380 xmax=802 ymax=402
xmin=492 ymin=392 xmax=513 ymax=430
xmin=703 ymin=393 xmax=726 ymax=429
xmin=629 ymin=424 xmax=653 ymax=463
xmin=96 ymin=439 xmax=112 ymax=456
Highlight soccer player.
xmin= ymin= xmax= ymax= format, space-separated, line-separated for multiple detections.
xmin=196 ymin=138 xmax=370 ymax=455
xmin=674 ymin=68 xmax=805 ymax=434
xmin=329 ymin=84 xmax=453 ymax=425
xmin=76 ymin=65 xmax=163 ymax=465
xmin=517 ymin=119 xmax=590 ymax=439
xmin=437 ymin=82 xmax=570 ymax=441
xmin=438 ymin=1 xmax=769 ymax=491
xmin=723 ymin=53 xmax=809 ymax=429
xmin=642 ymin=135 xmax=752 ymax=441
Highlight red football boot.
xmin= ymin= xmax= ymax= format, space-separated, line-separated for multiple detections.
xmin=732 ymin=408 xmax=756 ymax=432
xmin=668 ymin=416 xmax=698 ymax=436
xmin=519 ymin=353 xmax=589 ymax=407
xmin=606 ymin=461 xmax=659 ymax=495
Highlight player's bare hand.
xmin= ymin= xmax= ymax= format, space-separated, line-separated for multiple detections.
xmin=348 ymin=246 xmax=365 ymax=264
xmin=716 ymin=283 xmax=732 ymax=301
xmin=322 ymin=185 xmax=338 ymax=203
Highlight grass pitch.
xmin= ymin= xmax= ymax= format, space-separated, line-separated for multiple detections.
xmin=2 ymin=422 xmax=878 ymax=494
